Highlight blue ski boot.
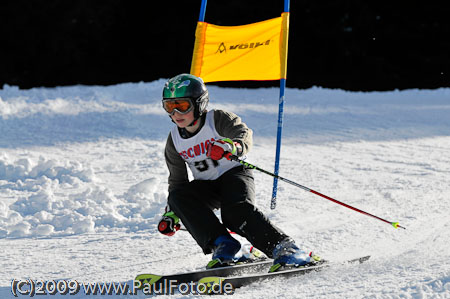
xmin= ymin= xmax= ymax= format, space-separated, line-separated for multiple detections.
xmin=206 ymin=235 xmax=241 ymax=269
xmin=270 ymin=238 xmax=320 ymax=272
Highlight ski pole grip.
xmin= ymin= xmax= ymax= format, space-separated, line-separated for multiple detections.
xmin=158 ymin=216 xmax=180 ymax=236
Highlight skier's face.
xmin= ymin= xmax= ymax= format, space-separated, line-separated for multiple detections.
xmin=170 ymin=110 xmax=195 ymax=128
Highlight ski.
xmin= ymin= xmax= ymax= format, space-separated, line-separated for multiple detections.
xmin=134 ymin=259 xmax=273 ymax=289
xmin=198 ymin=255 xmax=370 ymax=290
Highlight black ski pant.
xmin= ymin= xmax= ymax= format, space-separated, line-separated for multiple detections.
xmin=168 ymin=165 xmax=288 ymax=257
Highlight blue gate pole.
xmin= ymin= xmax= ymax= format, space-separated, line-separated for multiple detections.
xmin=271 ymin=79 xmax=286 ymax=209
xmin=198 ymin=0 xmax=207 ymax=21
xmin=271 ymin=0 xmax=290 ymax=209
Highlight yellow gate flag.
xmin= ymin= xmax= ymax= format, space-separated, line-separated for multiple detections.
xmin=190 ymin=13 xmax=289 ymax=83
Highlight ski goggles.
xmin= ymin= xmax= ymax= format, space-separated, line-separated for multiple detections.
xmin=162 ymin=98 xmax=194 ymax=115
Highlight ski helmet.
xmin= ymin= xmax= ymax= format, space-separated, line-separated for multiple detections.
xmin=162 ymin=74 xmax=209 ymax=119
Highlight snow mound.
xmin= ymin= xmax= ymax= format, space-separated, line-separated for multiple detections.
xmin=0 ymin=155 xmax=166 ymax=238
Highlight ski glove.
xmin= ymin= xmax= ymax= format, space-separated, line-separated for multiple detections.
xmin=207 ymin=138 xmax=241 ymax=161
xmin=158 ymin=210 xmax=180 ymax=236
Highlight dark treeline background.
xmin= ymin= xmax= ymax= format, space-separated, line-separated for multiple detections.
xmin=1 ymin=0 xmax=449 ymax=91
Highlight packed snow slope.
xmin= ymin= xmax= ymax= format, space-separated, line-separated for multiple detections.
xmin=1 ymin=81 xmax=449 ymax=298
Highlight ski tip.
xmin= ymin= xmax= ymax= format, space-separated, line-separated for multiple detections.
xmin=134 ymin=274 xmax=162 ymax=288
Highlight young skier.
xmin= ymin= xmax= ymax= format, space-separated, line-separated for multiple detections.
xmin=158 ymin=73 xmax=318 ymax=270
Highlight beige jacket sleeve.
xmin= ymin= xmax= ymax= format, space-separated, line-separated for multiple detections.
xmin=164 ymin=132 xmax=189 ymax=192
xmin=214 ymin=109 xmax=253 ymax=156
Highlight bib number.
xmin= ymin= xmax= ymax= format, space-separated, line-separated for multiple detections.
xmin=194 ymin=159 xmax=219 ymax=172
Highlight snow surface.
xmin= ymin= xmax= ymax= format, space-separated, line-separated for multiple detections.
xmin=1 ymin=81 xmax=449 ymax=298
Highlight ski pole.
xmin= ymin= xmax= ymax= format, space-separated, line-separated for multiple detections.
xmin=230 ymin=156 xmax=406 ymax=230
xmin=180 ymin=227 xmax=237 ymax=234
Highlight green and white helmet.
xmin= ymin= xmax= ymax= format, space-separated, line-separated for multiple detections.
xmin=162 ymin=74 xmax=209 ymax=119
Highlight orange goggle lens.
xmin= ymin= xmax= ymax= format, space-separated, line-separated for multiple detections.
xmin=162 ymin=99 xmax=193 ymax=114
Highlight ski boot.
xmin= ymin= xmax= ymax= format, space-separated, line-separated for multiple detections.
xmin=269 ymin=238 xmax=321 ymax=272
xmin=206 ymin=235 xmax=241 ymax=269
